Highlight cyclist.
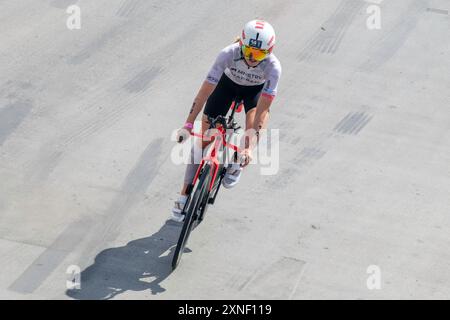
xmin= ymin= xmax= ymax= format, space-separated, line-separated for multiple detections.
xmin=172 ymin=20 xmax=282 ymax=222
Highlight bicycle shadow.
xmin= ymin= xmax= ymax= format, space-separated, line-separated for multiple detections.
xmin=66 ymin=220 xmax=188 ymax=300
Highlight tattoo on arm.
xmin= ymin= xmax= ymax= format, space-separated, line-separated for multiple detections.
xmin=189 ymin=102 xmax=196 ymax=114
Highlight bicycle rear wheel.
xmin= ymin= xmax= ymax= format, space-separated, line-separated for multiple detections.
xmin=172 ymin=164 xmax=211 ymax=270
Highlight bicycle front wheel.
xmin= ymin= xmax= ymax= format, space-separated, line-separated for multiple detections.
xmin=172 ymin=164 xmax=211 ymax=270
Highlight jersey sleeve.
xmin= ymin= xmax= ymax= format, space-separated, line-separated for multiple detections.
xmin=205 ymin=45 xmax=233 ymax=85
xmin=262 ymin=59 xmax=282 ymax=98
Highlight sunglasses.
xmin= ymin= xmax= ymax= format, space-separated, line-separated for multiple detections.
xmin=241 ymin=45 xmax=271 ymax=62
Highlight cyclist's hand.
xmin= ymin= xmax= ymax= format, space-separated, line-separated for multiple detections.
xmin=176 ymin=127 xmax=192 ymax=143
xmin=240 ymin=148 xmax=253 ymax=167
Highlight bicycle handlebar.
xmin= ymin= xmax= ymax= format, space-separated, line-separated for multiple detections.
xmin=178 ymin=129 xmax=241 ymax=153
xmin=178 ymin=99 xmax=242 ymax=143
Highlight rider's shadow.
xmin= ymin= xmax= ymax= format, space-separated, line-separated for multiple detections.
xmin=66 ymin=220 xmax=188 ymax=300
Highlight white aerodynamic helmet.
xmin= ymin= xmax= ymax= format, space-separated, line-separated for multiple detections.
xmin=240 ymin=20 xmax=276 ymax=58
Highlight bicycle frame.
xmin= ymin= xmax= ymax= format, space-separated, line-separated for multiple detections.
xmin=190 ymin=127 xmax=240 ymax=192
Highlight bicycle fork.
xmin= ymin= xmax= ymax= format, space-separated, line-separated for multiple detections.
xmin=208 ymin=166 xmax=226 ymax=205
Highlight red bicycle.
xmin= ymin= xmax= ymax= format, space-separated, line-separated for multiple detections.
xmin=172 ymin=99 xmax=244 ymax=269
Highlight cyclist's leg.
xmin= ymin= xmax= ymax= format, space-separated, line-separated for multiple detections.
xmin=222 ymin=83 xmax=266 ymax=188
xmin=222 ymin=85 xmax=264 ymax=189
xmin=243 ymin=86 xmax=270 ymax=133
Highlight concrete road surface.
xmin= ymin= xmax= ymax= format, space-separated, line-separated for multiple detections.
xmin=0 ymin=0 xmax=449 ymax=299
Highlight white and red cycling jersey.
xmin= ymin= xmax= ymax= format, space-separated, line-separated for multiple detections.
xmin=206 ymin=42 xmax=282 ymax=99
